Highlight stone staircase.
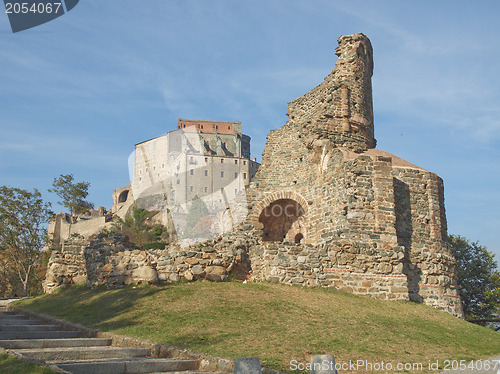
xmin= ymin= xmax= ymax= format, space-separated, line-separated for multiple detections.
xmin=0 ymin=304 xmax=221 ymax=374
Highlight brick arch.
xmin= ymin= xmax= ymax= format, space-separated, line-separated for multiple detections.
xmin=250 ymin=191 xmax=309 ymax=224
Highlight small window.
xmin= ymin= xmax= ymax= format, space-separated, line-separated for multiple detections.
xmin=205 ymin=170 xmax=208 ymax=176
xmin=201 ymin=125 xmax=204 ymax=129
xmin=235 ymin=189 xmax=238 ymax=194
xmin=205 ymin=157 xmax=208 ymax=163
xmin=235 ymin=160 xmax=238 ymax=164
xmin=190 ymin=156 xmax=194 ymax=162
xmin=221 ymin=171 xmax=224 ymax=178
xmin=243 ymin=161 xmax=246 ymax=165
xmin=234 ymin=172 xmax=238 ymax=178
xmin=190 ymin=169 xmax=194 ymax=175
xmin=204 ymin=187 xmax=208 ymax=193
xmin=216 ymin=125 xmax=218 ymax=130
xmin=139 ymin=177 xmax=142 ymax=182
xmin=177 ymin=179 xmax=180 ymax=185
xmin=228 ymin=126 xmax=231 ymax=130
xmin=153 ymin=166 xmax=155 ymax=170
xmin=243 ymin=173 xmax=247 ymax=179
xmin=221 ymin=159 xmax=224 ymax=163
xmin=190 ymin=186 xmax=194 ymax=192
xmin=162 ymin=164 xmax=164 ymax=168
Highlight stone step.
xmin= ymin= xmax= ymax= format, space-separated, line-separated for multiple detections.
xmin=0 ymin=330 xmax=82 ymax=340
xmin=55 ymin=358 xmax=199 ymax=374
xmin=17 ymin=346 xmax=151 ymax=361
xmin=0 ymin=324 xmax=60 ymax=332
xmin=0 ymin=338 xmax=112 ymax=349
xmin=0 ymin=318 xmax=50 ymax=325
xmin=0 ymin=312 xmax=24 ymax=317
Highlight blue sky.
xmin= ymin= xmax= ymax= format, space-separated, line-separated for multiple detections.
xmin=0 ymin=1 xmax=499 ymax=259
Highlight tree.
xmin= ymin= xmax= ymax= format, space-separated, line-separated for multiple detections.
xmin=0 ymin=186 xmax=52 ymax=296
xmin=185 ymin=195 xmax=210 ymax=238
xmin=449 ymin=234 xmax=500 ymax=321
xmin=49 ymin=174 xmax=93 ymax=215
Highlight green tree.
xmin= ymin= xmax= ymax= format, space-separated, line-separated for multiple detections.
xmin=185 ymin=196 xmax=210 ymax=238
xmin=0 ymin=186 xmax=52 ymax=296
xmin=49 ymin=174 xmax=93 ymax=215
xmin=449 ymin=234 xmax=500 ymax=321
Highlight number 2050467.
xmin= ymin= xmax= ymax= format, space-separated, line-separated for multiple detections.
xmin=5 ymin=2 xmax=63 ymax=14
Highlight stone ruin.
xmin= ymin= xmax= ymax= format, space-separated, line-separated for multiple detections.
xmin=44 ymin=33 xmax=463 ymax=317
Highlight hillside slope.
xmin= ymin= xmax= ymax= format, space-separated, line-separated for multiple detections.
xmin=16 ymin=282 xmax=500 ymax=373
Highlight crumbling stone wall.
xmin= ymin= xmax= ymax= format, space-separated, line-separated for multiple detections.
xmin=241 ymin=33 xmax=462 ymax=317
xmin=44 ymin=32 xmax=463 ymax=318
xmin=44 ymin=233 xmax=251 ymax=293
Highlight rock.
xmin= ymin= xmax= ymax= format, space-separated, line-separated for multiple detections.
xmin=185 ymin=257 xmax=199 ymax=265
xmin=205 ymin=266 xmax=226 ymax=276
xmin=310 ymin=354 xmax=337 ymax=374
xmin=234 ymin=357 xmax=261 ymax=374
xmin=183 ymin=270 xmax=194 ymax=281
xmin=297 ymin=256 xmax=307 ymax=264
xmin=169 ymin=273 xmax=181 ymax=282
xmin=191 ymin=265 xmax=205 ymax=277
xmin=101 ymin=264 xmax=113 ymax=272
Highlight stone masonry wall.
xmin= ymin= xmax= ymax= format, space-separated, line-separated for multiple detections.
xmin=44 ymin=32 xmax=463 ymax=318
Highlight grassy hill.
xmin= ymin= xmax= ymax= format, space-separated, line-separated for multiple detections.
xmin=15 ymin=281 xmax=500 ymax=373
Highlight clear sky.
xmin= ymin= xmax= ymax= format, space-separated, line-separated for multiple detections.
xmin=1 ymin=1 xmax=499 ymax=259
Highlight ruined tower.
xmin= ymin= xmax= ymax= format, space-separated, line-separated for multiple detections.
xmin=244 ymin=33 xmax=463 ymax=317
xmin=287 ymin=33 xmax=375 ymax=152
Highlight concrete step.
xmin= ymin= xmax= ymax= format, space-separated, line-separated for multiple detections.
xmin=55 ymin=358 xmax=199 ymax=374
xmin=0 ymin=330 xmax=82 ymax=340
xmin=17 ymin=346 xmax=151 ymax=361
xmin=0 ymin=318 xmax=50 ymax=325
xmin=0 ymin=324 xmax=60 ymax=332
xmin=0 ymin=338 xmax=112 ymax=349
xmin=0 ymin=312 xmax=25 ymax=317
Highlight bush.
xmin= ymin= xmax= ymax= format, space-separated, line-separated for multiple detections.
xmin=143 ymin=242 xmax=167 ymax=250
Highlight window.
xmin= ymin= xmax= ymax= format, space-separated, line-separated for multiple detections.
xmin=243 ymin=161 xmax=246 ymax=165
xmin=221 ymin=171 xmax=224 ymax=178
xmin=235 ymin=189 xmax=238 ymax=194
xmin=234 ymin=172 xmax=238 ymax=178
xmin=201 ymin=125 xmax=204 ymax=129
xmin=190 ymin=169 xmax=194 ymax=175
xmin=190 ymin=186 xmax=194 ymax=192
xmin=139 ymin=177 xmax=142 ymax=182
xmin=235 ymin=160 xmax=238 ymax=165
xmin=221 ymin=159 xmax=224 ymax=163
xmin=205 ymin=157 xmax=208 ymax=163
xmin=153 ymin=166 xmax=155 ymax=170
xmin=216 ymin=125 xmax=219 ymax=130
xmin=162 ymin=164 xmax=164 ymax=168
xmin=190 ymin=156 xmax=194 ymax=162
xmin=204 ymin=187 xmax=208 ymax=193
xmin=243 ymin=173 xmax=247 ymax=179
xmin=177 ymin=179 xmax=180 ymax=184
xmin=228 ymin=126 xmax=231 ymax=130
xmin=204 ymin=170 xmax=208 ymax=176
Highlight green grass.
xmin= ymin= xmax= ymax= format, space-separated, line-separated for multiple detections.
xmin=0 ymin=352 xmax=56 ymax=374
xmin=14 ymin=282 xmax=500 ymax=373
